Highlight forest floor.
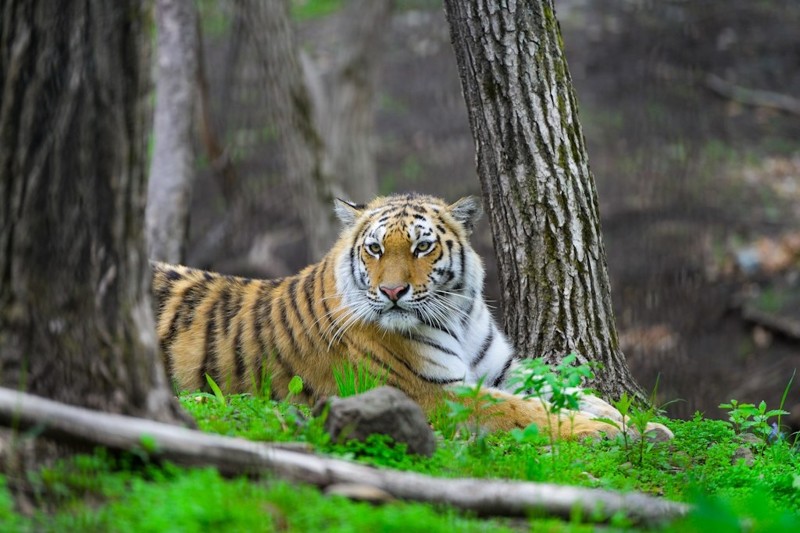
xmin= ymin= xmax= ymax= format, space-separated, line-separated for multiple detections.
xmin=4 ymin=378 xmax=799 ymax=531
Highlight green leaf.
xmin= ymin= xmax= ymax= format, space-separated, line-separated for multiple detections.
xmin=205 ymin=373 xmax=226 ymax=408
xmin=288 ymin=375 xmax=304 ymax=396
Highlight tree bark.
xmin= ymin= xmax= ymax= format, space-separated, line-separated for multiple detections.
xmin=146 ymin=0 xmax=200 ymax=264
xmin=0 ymin=387 xmax=691 ymax=527
xmin=236 ymin=0 xmax=340 ymax=260
xmin=443 ymin=0 xmax=644 ymax=400
xmin=0 ymin=1 xmax=187 ymax=423
xmin=312 ymin=0 xmax=393 ymax=203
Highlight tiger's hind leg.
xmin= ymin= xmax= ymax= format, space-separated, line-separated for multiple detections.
xmin=466 ymin=389 xmax=622 ymax=440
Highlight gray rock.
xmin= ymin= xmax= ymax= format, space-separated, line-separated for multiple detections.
xmin=732 ymin=446 xmax=755 ymax=466
xmin=317 ymin=386 xmax=436 ymax=457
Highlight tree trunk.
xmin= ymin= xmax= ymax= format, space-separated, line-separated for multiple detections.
xmin=313 ymin=0 xmax=393 ymax=203
xmin=0 ymin=0 xmax=188 ymax=424
xmin=146 ymin=0 xmax=200 ymax=264
xmin=443 ymin=0 xmax=644 ymax=400
xmin=236 ymin=0 xmax=340 ymax=260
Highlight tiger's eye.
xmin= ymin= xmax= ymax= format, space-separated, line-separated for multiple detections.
xmin=367 ymin=243 xmax=382 ymax=255
xmin=416 ymin=241 xmax=432 ymax=254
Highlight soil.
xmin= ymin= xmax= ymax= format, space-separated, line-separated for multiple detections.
xmin=189 ymin=1 xmax=800 ymax=426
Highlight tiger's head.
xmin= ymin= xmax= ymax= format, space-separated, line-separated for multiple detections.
xmin=333 ymin=193 xmax=484 ymax=333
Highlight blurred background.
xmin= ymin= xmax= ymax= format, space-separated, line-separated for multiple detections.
xmin=177 ymin=0 xmax=800 ymax=424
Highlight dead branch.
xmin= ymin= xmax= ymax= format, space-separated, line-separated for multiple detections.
xmin=705 ymin=74 xmax=800 ymax=116
xmin=741 ymin=304 xmax=800 ymax=341
xmin=0 ymin=387 xmax=689 ymax=526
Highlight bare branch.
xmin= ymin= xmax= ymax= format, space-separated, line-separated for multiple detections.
xmin=705 ymin=74 xmax=800 ymax=116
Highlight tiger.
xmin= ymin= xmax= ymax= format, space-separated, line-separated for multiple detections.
xmin=153 ymin=193 xmax=637 ymax=439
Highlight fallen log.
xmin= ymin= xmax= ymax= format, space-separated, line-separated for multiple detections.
xmin=0 ymin=387 xmax=690 ymax=526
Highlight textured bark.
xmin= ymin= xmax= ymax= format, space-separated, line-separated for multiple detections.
xmin=236 ymin=0 xmax=339 ymax=260
xmin=195 ymin=15 xmax=237 ymax=205
xmin=443 ymin=0 xmax=644 ymax=399
xmin=315 ymin=0 xmax=393 ymax=203
xmin=146 ymin=0 xmax=199 ymax=263
xmin=0 ymin=1 xmax=188 ymax=424
xmin=234 ymin=0 xmax=388 ymax=258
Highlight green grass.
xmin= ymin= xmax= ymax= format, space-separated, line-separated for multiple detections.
xmin=2 ymin=389 xmax=799 ymax=531
xmin=9 ymin=461 xmax=520 ymax=532
xmin=332 ymin=359 xmax=388 ymax=397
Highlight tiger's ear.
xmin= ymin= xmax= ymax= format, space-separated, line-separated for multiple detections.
xmin=448 ymin=196 xmax=482 ymax=234
xmin=334 ymin=198 xmax=365 ymax=227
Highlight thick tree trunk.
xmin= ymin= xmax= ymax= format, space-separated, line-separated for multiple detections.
xmin=0 ymin=1 xmax=187 ymax=423
xmin=236 ymin=0 xmax=340 ymax=260
xmin=146 ymin=0 xmax=199 ymax=264
xmin=443 ymin=0 xmax=644 ymax=400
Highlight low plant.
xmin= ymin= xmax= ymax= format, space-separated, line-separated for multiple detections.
xmin=608 ymin=379 xmax=674 ymax=466
xmin=439 ymin=377 xmax=504 ymax=452
xmin=286 ymin=375 xmax=304 ymax=400
xmin=719 ymin=399 xmax=789 ymax=446
xmin=332 ymin=358 xmax=387 ymax=397
xmin=507 ymin=353 xmax=594 ymax=463
xmin=204 ymin=373 xmax=227 ymax=408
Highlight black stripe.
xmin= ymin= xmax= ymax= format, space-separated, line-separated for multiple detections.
xmin=222 ymin=287 xmax=242 ymax=336
xmin=471 ymin=327 xmax=494 ymax=367
xmin=416 ymin=313 xmax=452 ymax=336
xmin=407 ymin=332 xmax=459 ymax=357
xmin=383 ymin=346 xmax=422 ymax=377
xmin=286 ymin=276 xmax=315 ymax=350
xmin=254 ymin=283 xmax=273 ymax=355
xmin=251 ymin=284 xmax=271 ymax=391
xmin=348 ymin=342 xmax=404 ymax=385
xmin=153 ymin=287 xmax=172 ymax=313
xmin=349 ymin=247 xmax=359 ymax=286
xmin=178 ymin=282 xmax=211 ymax=331
xmin=421 ymin=375 xmax=463 ymax=385
xmin=200 ymin=294 xmax=223 ymax=387
xmin=278 ymin=297 xmax=302 ymax=357
xmin=318 ymin=263 xmax=336 ymax=344
xmin=166 ymin=269 xmax=182 ymax=281
xmin=460 ymin=294 xmax=476 ymax=328
xmin=491 ymin=356 xmax=514 ymax=388
xmin=233 ymin=321 xmax=246 ymax=383
xmin=160 ymin=281 xmax=197 ymax=355
xmin=453 ymin=245 xmax=466 ymax=291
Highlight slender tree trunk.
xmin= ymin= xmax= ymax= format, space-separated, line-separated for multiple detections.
xmin=0 ymin=1 xmax=188 ymax=423
xmin=236 ymin=0 xmax=340 ymax=260
xmin=315 ymin=0 xmax=393 ymax=203
xmin=146 ymin=0 xmax=200 ymax=264
xmin=235 ymin=0 xmax=389 ymax=258
xmin=443 ymin=0 xmax=644 ymax=400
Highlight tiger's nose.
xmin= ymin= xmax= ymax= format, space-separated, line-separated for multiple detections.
xmin=379 ymin=284 xmax=410 ymax=302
